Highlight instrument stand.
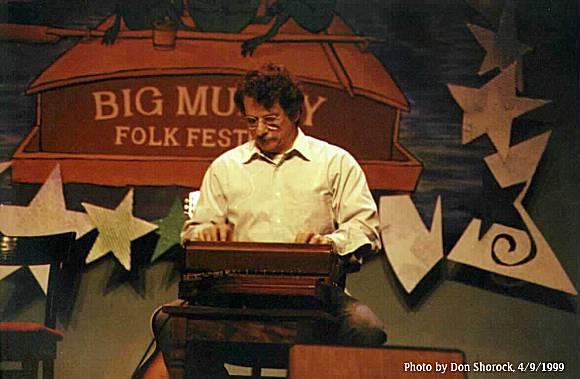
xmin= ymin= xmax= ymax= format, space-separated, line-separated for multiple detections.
xmin=163 ymin=304 xmax=338 ymax=379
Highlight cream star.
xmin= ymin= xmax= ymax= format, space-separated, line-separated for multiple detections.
xmin=448 ymin=131 xmax=577 ymax=295
xmin=466 ymin=7 xmax=531 ymax=76
xmin=448 ymin=63 xmax=549 ymax=159
xmin=0 ymin=161 xmax=11 ymax=175
xmin=29 ymin=265 xmax=51 ymax=294
xmin=82 ymin=189 xmax=157 ymax=271
xmin=0 ymin=165 xmax=93 ymax=238
xmin=448 ymin=218 xmax=576 ymax=295
xmin=0 ymin=265 xmax=50 ymax=295
xmin=379 ymin=195 xmax=443 ymax=293
xmin=464 ymin=0 xmax=503 ymax=28
xmin=484 ymin=131 xmax=551 ymax=200
xmin=0 ymin=266 xmax=20 ymax=282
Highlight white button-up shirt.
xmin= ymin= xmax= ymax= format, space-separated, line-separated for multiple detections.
xmin=181 ymin=129 xmax=381 ymax=256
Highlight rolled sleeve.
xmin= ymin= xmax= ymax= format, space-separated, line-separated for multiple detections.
xmin=326 ymin=152 xmax=381 ymax=257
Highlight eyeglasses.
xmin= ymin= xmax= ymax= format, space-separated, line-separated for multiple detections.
xmin=244 ymin=115 xmax=282 ymax=131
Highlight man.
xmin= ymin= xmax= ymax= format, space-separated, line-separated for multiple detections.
xmin=154 ymin=63 xmax=386 ymax=378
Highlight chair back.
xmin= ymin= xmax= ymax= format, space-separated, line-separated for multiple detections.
xmin=0 ymin=232 xmax=76 ymax=327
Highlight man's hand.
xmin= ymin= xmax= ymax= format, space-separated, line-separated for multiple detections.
xmin=195 ymin=223 xmax=235 ymax=242
xmin=295 ymin=232 xmax=334 ymax=247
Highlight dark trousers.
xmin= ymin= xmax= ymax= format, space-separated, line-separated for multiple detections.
xmin=153 ymin=286 xmax=387 ymax=378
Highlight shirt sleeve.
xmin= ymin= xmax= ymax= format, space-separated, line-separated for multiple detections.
xmin=180 ymin=161 xmax=228 ymax=243
xmin=325 ymin=151 xmax=382 ymax=257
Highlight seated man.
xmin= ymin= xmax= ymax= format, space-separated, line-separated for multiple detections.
xmin=154 ymin=63 xmax=386 ymax=378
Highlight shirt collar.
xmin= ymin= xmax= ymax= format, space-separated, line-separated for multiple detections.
xmin=242 ymin=128 xmax=312 ymax=164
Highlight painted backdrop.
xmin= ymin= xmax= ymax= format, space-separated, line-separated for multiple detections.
xmin=0 ymin=1 xmax=577 ymax=378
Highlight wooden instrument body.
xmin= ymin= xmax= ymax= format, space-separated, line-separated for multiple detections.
xmin=179 ymin=241 xmax=342 ymax=305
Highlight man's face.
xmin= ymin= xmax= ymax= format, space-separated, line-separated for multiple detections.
xmin=243 ymin=97 xmax=298 ymax=155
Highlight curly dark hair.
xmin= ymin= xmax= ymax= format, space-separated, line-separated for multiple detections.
xmin=234 ymin=63 xmax=304 ymax=125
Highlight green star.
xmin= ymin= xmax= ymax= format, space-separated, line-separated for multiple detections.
xmin=151 ymin=198 xmax=186 ymax=263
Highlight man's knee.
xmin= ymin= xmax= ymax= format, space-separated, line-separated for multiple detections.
xmin=348 ymin=325 xmax=387 ymax=346
xmin=152 ymin=300 xmax=184 ymax=353
xmin=152 ymin=308 xmax=169 ymax=338
xmin=347 ymin=303 xmax=384 ymax=328
xmin=340 ymin=302 xmax=387 ymax=346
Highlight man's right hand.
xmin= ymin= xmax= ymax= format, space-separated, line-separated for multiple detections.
xmin=194 ymin=223 xmax=235 ymax=242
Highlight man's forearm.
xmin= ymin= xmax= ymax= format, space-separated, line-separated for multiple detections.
xmin=325 ymin=227 xmax=380 ymax=257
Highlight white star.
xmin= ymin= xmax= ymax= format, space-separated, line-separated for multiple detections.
xmin=467 ymin=8 xmax=531 ymax=76
xmin=0 ymin=161 xmax=11 ymax=175
xmin=0 ymin=165 xmax=93 ymax=238
xmin=484 ymin=131 xmax=551 ymax=199
xmin=379 ymin=195 xmax=443 ymax=293
xmin=448 ymin=63 xmax=549 ymax=159
xmin=448 ymin=131 xmax=577 ymax=295
xmin=82 ymin=189 xmax=157 ymax=271
xmin=0 ymin=264 xmax=51 ymax=295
